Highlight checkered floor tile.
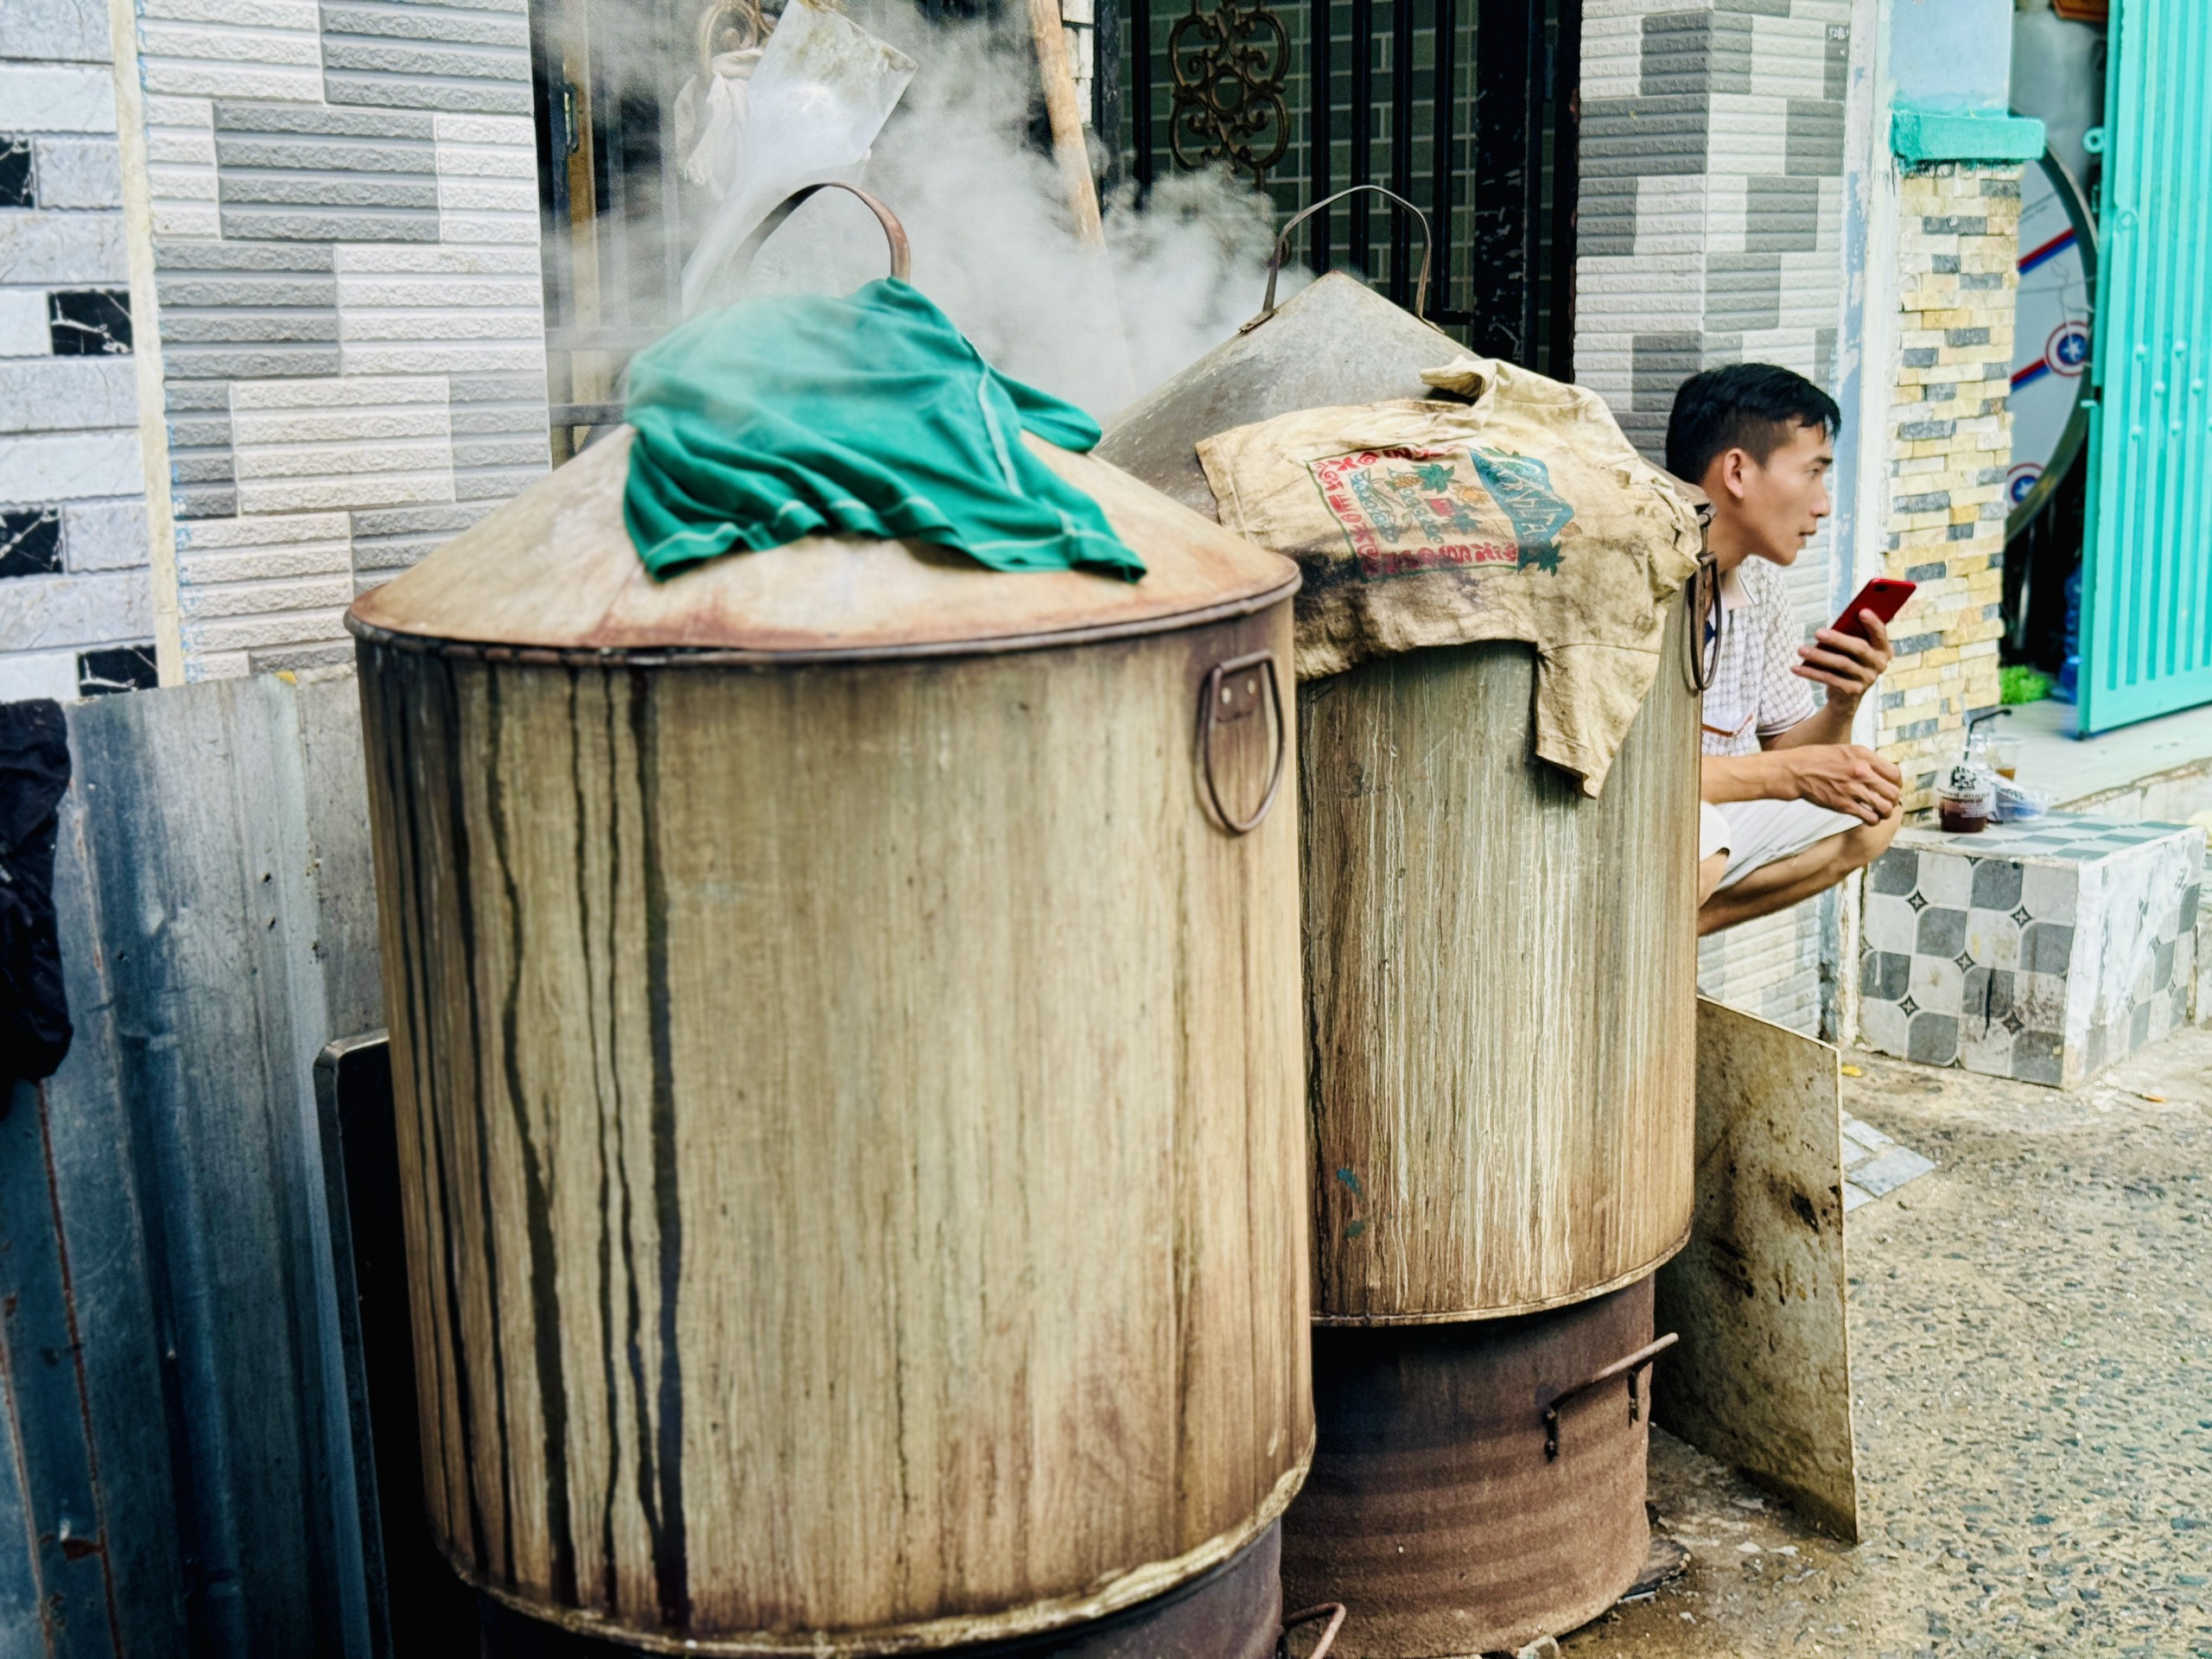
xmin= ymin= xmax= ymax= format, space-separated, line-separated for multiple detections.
xmin=1841 ymin=1112 xmax=1936 ymax=1212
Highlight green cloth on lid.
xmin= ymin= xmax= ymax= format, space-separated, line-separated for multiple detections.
xmin=622 ymin=277 xmax=1144 ymax=581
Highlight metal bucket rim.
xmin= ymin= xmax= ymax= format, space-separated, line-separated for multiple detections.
xmin=442 ymin=1440 xmax=1313 ymax=1656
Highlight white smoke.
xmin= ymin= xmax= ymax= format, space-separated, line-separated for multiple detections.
xmin=728 ymin=8 xmax=1297 ymax=419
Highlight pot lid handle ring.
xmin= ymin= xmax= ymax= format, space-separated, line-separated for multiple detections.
xmin=1245 ymin=185 xmax=1432 ymax=333
xmin=732 ymin=181 xmax=913 ymax=287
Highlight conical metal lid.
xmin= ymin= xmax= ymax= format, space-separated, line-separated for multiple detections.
xmin=1096 ymin=271 xmax=1466 ymax=520
xmin=346 ymin=426 xmax=1297 ymax=661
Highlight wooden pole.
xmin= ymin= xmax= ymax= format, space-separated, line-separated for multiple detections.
xmin=1027 ymin=0 xmax=1105 ymax=245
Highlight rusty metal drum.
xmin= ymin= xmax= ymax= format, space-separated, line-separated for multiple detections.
xmin=1099 ymin=267 xmax=1699 ymax=1324
xmin=347 ymin=427 xmax=1313 ymax=1652
xmin=1281 ymin=1277 xmax=1672 ymax=1656
xmin=476 ymin=1525 xmax=1294 ymax=1659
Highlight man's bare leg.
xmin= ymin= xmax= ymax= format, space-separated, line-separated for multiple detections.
xmin=1698 ymin=807 xmax=1903 ymax=937
xmin=1698 ymin=851 xmax=1729 ymax=906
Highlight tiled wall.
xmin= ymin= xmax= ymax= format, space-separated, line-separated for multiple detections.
xmin=1872 ymin=163 xmax=2015 ymax=811
xmin=1576 ymin=0 xmax=1857 ymax=1036
xmin=0 ymin=0 xmax=159 ymax=703
xmin=135 ymin=0 xmax=553 ymax=677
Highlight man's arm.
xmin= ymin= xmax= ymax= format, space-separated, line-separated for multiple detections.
xmin=1702 ymin=746 xmax=1904 ymax=823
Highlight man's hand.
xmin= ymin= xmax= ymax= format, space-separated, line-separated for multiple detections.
xmin=1786 ymin=743 xmax=1903 ymax=823
xmin=1794 ymin=609 xmax=1894 ymax=707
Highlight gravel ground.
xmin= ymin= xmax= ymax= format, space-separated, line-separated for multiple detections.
xmin=1562 ymin=1025 xmax=2212 ymax=1658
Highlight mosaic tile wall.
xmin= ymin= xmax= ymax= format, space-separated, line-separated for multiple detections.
xmin=1872 ymin=163 xmax=2017 ymax=812
xmin=1860 ymin=818 xmax=2202 ymax=1089
xmin=0 ymin=0 xmax=160 ymax=703
xmin=1579 ymin=0 xmax=1858 ymax=1038
xmin=132 ymin=0 xmax=553 ymax=677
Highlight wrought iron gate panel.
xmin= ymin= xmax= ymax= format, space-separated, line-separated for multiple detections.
xmin=1116 ymin=0 xmax=1579 ymax=373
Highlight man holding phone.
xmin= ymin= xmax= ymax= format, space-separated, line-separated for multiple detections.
xmin=1667 ymin=363 xmax=1908 ymax=936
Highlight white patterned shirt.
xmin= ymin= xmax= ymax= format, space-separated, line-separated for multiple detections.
xmin=1700 ymin=557 xmax=1818 ymax=757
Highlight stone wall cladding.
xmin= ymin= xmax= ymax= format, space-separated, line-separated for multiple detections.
xmin=134 ymin=0 xmax=551 ymax=678
xmin=0 ymin=0 xmax=158 ymax=703
xmin=1579 ymin=0 xmax=1855 ymax=1036
xmin=1875 ymin=163 xmax=2017 ymax=812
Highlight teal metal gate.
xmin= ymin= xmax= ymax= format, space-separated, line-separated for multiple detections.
xmin=2079 ymin=0 xmax=2212 ymax=732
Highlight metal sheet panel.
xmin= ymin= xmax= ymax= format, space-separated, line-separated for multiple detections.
xmin=1651 ymin=999 xmax=1859 ymax=1542
xmin=2080 ymin=0 xmax=2212 ymax=732
xmin=0 ymin=674 xmax=384 ymax=1657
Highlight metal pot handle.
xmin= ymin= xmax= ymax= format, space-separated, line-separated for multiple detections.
xmin=1682 ymin=552 xmax=1722 ymax=694
xmin=1245 ymin=185 xmax=1433 ymax=331
xmin=1541 ymin=1331 xmax=1679 ymax=1461
xmin=1279 ymin=1602 xmax=1348 ymax=1659
xmin=733 ymin=181 xmax=913 ymax=285
xmin=1198 ymin=650 xmax=1287 ymax=836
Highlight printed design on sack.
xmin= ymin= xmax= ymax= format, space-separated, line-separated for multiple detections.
xmin=1306 ymin=444 xmax=1577 ymax=578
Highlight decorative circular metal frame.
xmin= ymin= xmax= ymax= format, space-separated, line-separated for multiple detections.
xmin=2006 ymin=142 xmax=2101 ymax=540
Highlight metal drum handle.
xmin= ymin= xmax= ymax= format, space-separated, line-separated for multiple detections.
xmin=1245 ymin=185 xmax=1433 ymax=332
xmin=1198 ymin=650 xmax=1287 ymax=836
xmin=1541 ymin=1331 xmax=1679 ymax=1461
xmin=1278 ymin=1601 xmax=1347 ymax=1658
xmin=1683 ymin=551 xmax=1722 ymax=694
xmin=734 ymin=181 xmax=913 ymax=285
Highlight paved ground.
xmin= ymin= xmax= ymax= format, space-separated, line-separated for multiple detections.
xmin=1563 ymin=1026 xmax=2212 ymax=1658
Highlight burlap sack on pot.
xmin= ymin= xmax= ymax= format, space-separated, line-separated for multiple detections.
xmin=1197 ymin=354 xmax=1703 ymax=797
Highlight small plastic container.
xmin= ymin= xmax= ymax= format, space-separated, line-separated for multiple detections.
xmin=1993 ymin=777 xmax=2050 ymax=823
xmin=1937 ymin=765 xmax=1995 ymax=833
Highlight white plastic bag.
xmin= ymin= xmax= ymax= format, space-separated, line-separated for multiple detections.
xmin=677 ymin=48 xmax=766 ymax=199
xmin=679 ymin=0 xmax=915 ymax=317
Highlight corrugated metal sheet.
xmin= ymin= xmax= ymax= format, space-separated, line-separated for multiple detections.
xmin=2081 ymin=0 xmax=2212 ymax=732
xmin=0 ymin=673 xmax=385 ymax=1657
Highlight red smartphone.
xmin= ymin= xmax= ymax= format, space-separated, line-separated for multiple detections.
xmin=1829 ymin=576 xmax=1916 ymax=640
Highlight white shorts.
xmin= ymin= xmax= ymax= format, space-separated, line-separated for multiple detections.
xmin=1700 ymin=798 xmax=1864 ymax=891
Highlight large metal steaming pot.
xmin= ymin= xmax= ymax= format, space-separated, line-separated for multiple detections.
xmin=348 ymin=404 xmax=1313 ymax=1651
xmin=1101 ymin=258 xmax=1698 ymax=1327
xmin=1098 ymin=202 xmax=1700 ymax=1653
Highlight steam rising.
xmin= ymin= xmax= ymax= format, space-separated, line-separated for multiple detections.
xmin=728 ymin=7 xmax=1296 ymax=419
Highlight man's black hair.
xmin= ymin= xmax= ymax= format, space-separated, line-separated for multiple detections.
xmin=1664 ymin=362 xmax=1841 ymax=485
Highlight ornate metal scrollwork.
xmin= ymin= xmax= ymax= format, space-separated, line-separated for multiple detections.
xmin=1166 ymin=0 xmax=1290 ymax=187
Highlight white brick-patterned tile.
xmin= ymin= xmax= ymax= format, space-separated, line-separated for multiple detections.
xmin=435 ymin=176 xmax=535 ymax=213
xmin=230 ymin=373 xmax=446 ymax=411
xmin=5 ymin=0 xmax=115 ymax=62
xmin=0 ymin=293 xmax=50 ymax=359
xmin=0 ymin=430 xmax=143 ymax=502
xmin=1634 ymin=178 xmax=1713 ymax=257
xmin=0 ymin=650 xmax=85 ymax=704
xmin=435 ymin=211 xmax=539 ymax=245
xmin=0 ymin=572 xmax=153 ymax=651
xmin=178 ymin=537 xmax=349 ymax=584
xmin=177 ymin=574 xmax=354 ymax=618
xmin=339 ymin=341 xmax=544 ymax=376
xmin=0 ymin=359 xmax=137 ymax=430
xmin=433 ymin=113 xmax=535 ymax=151
xmin=0 ymin=63 xmax=118 ymax=131
xmin=340 ymin=307 xmax=541 ymax=344
xmin=33 ymin=137 xmax=124 ymax=208
xmin=139 ymin=56 xmax=322 ymax=101
xmin=0 ymin=211 xmax=128 ymax=283
xmin=63 ymin=500 xmax=150 ymax=569
xmin=334 ymin=243 xmax=537 ymax=276
xmin=174 ymin=508 xmax=350 ymax=549
xmin=181 ymin=608 xmax=350 ymax=652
